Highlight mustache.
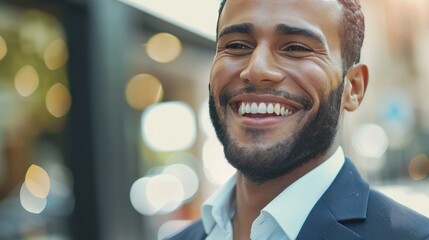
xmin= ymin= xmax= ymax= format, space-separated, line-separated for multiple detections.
xmin=218 ymin=86 xmax=313 ymax=110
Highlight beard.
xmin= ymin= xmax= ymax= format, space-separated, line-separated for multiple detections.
xmin=209 ymin=83 xmax=344 ymax=184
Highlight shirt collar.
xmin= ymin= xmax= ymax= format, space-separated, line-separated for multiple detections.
xmin=263 ymin=146 xmax=345 ymax=239
xmin=201 ymin=147 xmax=345 ymax=238
xmin=201 ymin=174 xmax=237 ymax=234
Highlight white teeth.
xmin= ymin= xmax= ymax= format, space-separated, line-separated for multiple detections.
xmin=250 ymin=103 xmax=258 ymax=114
xmin=239 ymin=102 xmax=245 ymax=115
xmin=257 ymin=103 xmax=267 ymax=114
xmin=245 ymin=103 xmax=251 ymax=113
xmin=267 ymin=103 xmax=274 ymax=114
xmin=274 ymin=103 xmax=280 ymax=115
xmin=238 ymin=102 xmax=293 ymax=116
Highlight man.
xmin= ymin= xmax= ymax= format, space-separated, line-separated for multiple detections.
xmin=167 ymin=0 xmax=429 ymax=239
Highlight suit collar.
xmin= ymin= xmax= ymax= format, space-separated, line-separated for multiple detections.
xmin=322 ymin=158 xmax=369 ymax=221
xmin=297 ymin=158 xmax=369 ymax=240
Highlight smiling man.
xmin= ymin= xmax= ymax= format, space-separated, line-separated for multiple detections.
xmin=166 ymin=0 xmax=429 ymax=239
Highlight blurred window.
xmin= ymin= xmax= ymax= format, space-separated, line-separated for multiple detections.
xmin=0 ymin=3 xmax=74 ymax=239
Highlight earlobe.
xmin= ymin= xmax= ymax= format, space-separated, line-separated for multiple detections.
xmin=343 ymin=63 xmax=369 ymax=112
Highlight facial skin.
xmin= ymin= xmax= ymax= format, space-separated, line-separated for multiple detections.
xmin=209 ymin=0 xmax=368 ymax=183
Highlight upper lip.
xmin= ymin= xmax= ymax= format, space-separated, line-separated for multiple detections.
xmin=229 ymin=93 xmax=305 ymax=113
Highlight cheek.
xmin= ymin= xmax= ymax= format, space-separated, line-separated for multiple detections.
xmin=209 ymin=62 xmax=222 ymax=94
xmin=209 ymin=60 xmax=229 ymax=109
xmin=210 ymin=56 xmax=246 ymax=92
xmin=290 ymin=60 xmax=341 ymax=101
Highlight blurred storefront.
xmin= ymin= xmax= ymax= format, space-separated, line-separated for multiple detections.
xmin=0 ymin=2 xmax=74 ymax=239
xmin=0 ymin=0 xmax=428 ymax=240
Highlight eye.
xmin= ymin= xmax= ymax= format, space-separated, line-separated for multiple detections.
xmin=219 ymin=41 xmax=253 ymax=55
xmin=226 ymin=42 xmax=251 ymax=50
xmin=284 ymin=44 xmax=312 ymax=52
xmin=280 ymin=43 xmax=314 ymax=58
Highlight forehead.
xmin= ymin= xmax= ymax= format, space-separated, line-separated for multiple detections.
xmin=219 ymin=0 xmax=343 ymax=41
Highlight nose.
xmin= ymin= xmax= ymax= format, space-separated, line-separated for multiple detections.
xmin=240 ymin=45 xmax=284 ymax=86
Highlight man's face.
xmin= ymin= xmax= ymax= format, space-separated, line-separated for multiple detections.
xmin=209 ymin=0 xmax=346 ymax=183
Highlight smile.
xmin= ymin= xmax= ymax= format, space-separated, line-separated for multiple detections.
xmin=238 ymin=102 xmax=293 ymax=116
xmin=226 ymin=93 xmax=306 ymax=127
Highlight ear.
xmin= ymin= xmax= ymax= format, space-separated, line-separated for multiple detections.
xmin=343 ymin=63 xmax=369 ymax=112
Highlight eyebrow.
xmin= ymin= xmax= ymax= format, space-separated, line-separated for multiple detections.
xmin=275 ymin=24 xmax=325 ymax=45
xmin=217 ymin=23 xmax=326 ymax=45
xmin=218 ymin=23 xmax=254 ymax=39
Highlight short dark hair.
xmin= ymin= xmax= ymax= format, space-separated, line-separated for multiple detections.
xmin=216 ymin=0 xmax=365 ymax=73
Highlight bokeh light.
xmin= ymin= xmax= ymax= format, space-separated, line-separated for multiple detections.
xmin=202 ymin=137 xmax=235 ymax=185
xmin=25 ymin=164 xmax=51 ymax=198
xmin=0 ymin=35 xmax=7 ymax=61
xmin=141 ymin=101 xmax=196 ymax=152
xmin=129 ymin=159 xmax=199 ymax=216
xmin=408 ymin=154 xmax=429 ymax=181
xmin=162 ymin=164 xmax=198 ymax=201
xmin=14 ymin=65 xmax=39 ymax=97
xmin=130 ymin=173 xmax=185 ymax=215
xmin=45 ymin=83 xmax=72 ymax=118
xmin=130 ymin=177 xmax=153 ymax=215
xmin=20 ymin=182 xmax=47 ymax=214
xmin=44 ymin=39 xmax=68 ymax=70
xmin=146 ymin=32 xmax=182 ymax=63
xmin=146 ymin=174 xmax=184 ymax=214
xmin=352 ymin=124 xmax=389 ymax=158
xmin=125 ymin=74 xmax=163 ymax=110
xmin=199 ymin=98 xmax=216 ymax=137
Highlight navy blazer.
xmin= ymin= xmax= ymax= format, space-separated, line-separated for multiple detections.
xmin=166 ymin=159 xmax=429 ymax=240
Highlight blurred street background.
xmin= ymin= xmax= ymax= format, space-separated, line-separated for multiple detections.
xmin=0 ymin=0 xmax=428 ymax=239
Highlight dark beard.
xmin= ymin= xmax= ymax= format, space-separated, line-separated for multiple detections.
xmin=209 ymin=84 xmax=344 ymax=184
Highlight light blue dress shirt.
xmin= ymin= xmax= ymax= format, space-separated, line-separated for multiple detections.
xmin=201 ymin=147 xmax=345 ymax=240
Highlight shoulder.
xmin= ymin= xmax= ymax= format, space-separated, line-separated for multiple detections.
xmin=163 ymin=220 xmax=206 ymax=240
xmin=367 ymin=189 xmax=429 ymax=227
xmin=356 ymin=188 xmax=429 ymax=239
xmin=325 ymin=158 xmax=429 ymax=239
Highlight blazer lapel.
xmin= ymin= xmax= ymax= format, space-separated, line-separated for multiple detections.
xmin=297 ymin=199 xmax=361 ymax=240
xmin=297 ymin=158 xmax=369 ymax=240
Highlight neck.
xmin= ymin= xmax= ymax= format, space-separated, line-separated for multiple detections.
xmin=232 ymin=144 xmax=339 ymax=239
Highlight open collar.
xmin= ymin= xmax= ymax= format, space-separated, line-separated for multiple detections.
xmin=297 ymin=158 xmax=370 ymax=240
xmin=264 ymin=147 xmax=345 ymax=239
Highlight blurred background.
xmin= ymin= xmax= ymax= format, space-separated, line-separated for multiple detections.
xmin=0 ymin=0 xmax=428 ymax=239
